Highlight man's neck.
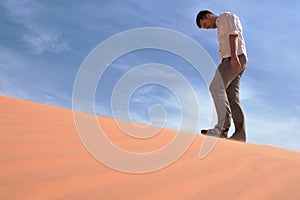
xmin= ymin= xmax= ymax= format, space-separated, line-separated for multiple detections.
xmin=212 ymin=16 xmax=218 ymax=28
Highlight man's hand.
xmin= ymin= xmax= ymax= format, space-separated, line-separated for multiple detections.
xmin=231 ymin=55 xmax=241 ymax=71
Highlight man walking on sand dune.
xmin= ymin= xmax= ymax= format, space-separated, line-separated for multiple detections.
xmin=196 ymin=10 xmax=248 ymax=142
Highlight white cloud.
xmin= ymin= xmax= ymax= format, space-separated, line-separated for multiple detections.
xmin=103 ymin=63 xmax=213 ymax=133
xmin=1 ymin=0 xmax=40 ymax=19
xmin=247 ymin=114 xmax=300 ymax=151
xmin=0 ymin=47 xmax=71 ymax=107
xmin=238 ymin=82 xmax=300 ymax=151
xmin=22 ymin=27 xmax=70 ymax=54
xmin=240 ymin=81 xmax=263 ymax=102
xmin=1 ymin=0 xmax=70 ymax=54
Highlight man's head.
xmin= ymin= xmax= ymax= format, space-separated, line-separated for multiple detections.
xmin=196 ymin=10 xmax=217 ymax=29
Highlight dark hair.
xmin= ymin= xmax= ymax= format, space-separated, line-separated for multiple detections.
xmin=196 ymin=10 xmax=214 ymax=28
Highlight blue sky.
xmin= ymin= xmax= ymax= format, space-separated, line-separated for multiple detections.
xmin=1 ymin=0 xmax=300 ymax=151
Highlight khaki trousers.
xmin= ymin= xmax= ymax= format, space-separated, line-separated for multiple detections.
xmin=209 ymin=54 xmax=247 ymax=139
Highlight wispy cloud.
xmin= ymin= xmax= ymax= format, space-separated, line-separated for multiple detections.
xmin=98 ymin=61 xmax=213 ymax=133
xmin=0 ymin=47 xmax=71 ymax=107
xmin=247 ymin=113 xmax=300 ymax=151
xmin=1 ymin=0 xmax=70 ymax=54
xmin=22 ymin=27 xmax=70 ymax=55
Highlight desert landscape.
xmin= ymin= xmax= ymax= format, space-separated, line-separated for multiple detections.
xmin=1 ymin=95 xmax=300 ymax=200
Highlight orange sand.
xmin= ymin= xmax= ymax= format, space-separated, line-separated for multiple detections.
xmin=1 ymin=96 xmax=300 ymax=200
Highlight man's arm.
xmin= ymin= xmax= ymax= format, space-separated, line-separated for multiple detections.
xmin=229 ymin=34 xmax=241 ymax=71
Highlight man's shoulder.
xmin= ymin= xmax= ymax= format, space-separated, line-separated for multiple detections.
xmin=219 ymin=12 xmax=236 ymax=18
xmin=218 ymin=12 xmax=239 ymax=24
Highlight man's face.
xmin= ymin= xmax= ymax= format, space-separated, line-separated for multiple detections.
xmin=200 ymin=14 xmax=216 ymax=29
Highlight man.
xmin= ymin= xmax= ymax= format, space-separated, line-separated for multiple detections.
xmin=196 ymin=10 xmax=248 ymax=141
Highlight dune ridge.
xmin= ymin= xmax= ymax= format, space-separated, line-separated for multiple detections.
xmin=1 ymin=96 xmax=300 ymax=200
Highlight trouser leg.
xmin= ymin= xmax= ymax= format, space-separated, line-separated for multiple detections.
xmin=209 ymin=69 xmax=230 ymax=131
xmin=209 ymin=54 xmax=247 ymax=133
xmin=226 ymin=71 xmax=246 ymax=140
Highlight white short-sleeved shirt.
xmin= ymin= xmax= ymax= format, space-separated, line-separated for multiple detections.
xmin=216 ymin=12 xmax=247 ymax=59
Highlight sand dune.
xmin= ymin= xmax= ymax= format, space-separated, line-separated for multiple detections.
xmin=1 ymin=96 xmax=300 ymax=200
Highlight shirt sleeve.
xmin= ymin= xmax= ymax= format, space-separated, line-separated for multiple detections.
xmin=222 ymin=13 xmax=239 ymax=36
